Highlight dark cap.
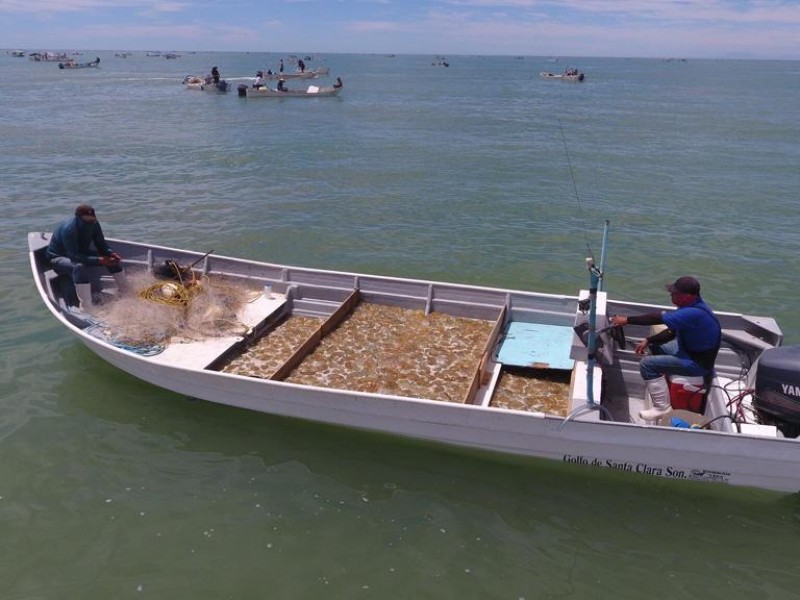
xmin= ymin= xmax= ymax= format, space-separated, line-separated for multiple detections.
xmin=666 ymin=276 xmax=700 ymax=295
xmin=75 ymin=204 xmax=96 ymax=217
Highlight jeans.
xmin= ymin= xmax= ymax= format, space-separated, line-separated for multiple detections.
xmin=639 ymin=339 xmax=709 ymax=381
xmin=49 ymin=256 xmax=122 ymax=284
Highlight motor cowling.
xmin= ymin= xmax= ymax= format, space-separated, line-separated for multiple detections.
xmin=237 ymin=84 xmax=247 ymax=97
xmin=753 ymin=345 xmax=800 ymax=438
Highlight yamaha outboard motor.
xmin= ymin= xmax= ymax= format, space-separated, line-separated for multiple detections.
xmin=237 ymin=84 xmax=247 ymax=97
xmin=753 ymin=345 xmax=800 ymax=438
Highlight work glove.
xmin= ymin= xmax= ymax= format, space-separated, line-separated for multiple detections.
xmin=99 ymin=255 xmax=119 ymax=267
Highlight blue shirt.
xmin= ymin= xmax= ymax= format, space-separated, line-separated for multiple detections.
xmin=46 ymin=216 xmax=113 ymax=266
xmin=662 ymin=298 xmax=721 ymax=369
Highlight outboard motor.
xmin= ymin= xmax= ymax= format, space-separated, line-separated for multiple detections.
xmin=753 ymin=345 xmax=800 ymax=438
xmin=237 ymin=84 xmax=247 ymax=97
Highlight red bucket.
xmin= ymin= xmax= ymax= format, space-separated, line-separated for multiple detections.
xmin=669 ymin=376 xmax=705 ymax=413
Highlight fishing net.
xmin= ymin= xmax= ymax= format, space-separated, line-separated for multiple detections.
xmin=93 ymin=270 xmax=257 ymax=346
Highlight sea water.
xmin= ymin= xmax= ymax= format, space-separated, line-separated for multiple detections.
xmin=1 ymin=51 xmax=799 ymax=598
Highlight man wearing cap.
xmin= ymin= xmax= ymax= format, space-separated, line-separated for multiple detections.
xmin=46 ymin=204 xmax=129 ymax=311
xmin=610 ymin=276 xmax=722 ymax=421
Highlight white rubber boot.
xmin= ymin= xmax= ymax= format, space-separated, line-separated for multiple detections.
xmin=75 ymin=282 xmax=94 ymax=311
xmin=112 ymin=270 xmax=130 ymax=294
xmin=640 ymin=376 xmax=672 ymax=422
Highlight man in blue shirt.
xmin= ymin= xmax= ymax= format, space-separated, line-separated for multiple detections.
xmin=46 ymin=204 xmax=129 ymax=311
xmin=611 ymin=276 xmax=722 ymax=420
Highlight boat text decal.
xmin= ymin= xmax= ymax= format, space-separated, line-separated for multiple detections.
xmin=562 ymin=454 xmax=732 ymax=485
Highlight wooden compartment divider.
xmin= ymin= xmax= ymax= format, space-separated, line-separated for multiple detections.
xmin=461 ymin=305 xmax=507 ymax=405
xmin=270 ymin=289 xmax=361 ymax=381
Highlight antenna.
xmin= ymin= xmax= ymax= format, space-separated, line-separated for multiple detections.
xmin=557 ymin=118 xmax=594 ymax=262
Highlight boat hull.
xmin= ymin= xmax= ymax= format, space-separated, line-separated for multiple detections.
xmin=265 ymin=68 xmax=329 ymax=80
xmin=540 ymin=71 xmax=585 ymax=82
xmin=73 ymin=330 xmax=800 ymax=492
xmin=238 ymin=84 xmax=340 ymax=98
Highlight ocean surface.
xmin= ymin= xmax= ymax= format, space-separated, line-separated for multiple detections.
xmin=2 ymin=51 xmax=799 ymax=598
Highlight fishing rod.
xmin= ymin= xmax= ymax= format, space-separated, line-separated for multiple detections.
xmin=584 ymin=221 xmax=609 ymax=406
xmin=557 ymin=120 xmax=614 ymax=417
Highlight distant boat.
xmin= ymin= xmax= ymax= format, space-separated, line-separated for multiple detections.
xmin=540 ymin=68 xmax=585 ymax=82
xmin=30 ymin=51 xmax=68 ymax=62
xmin=11 ymin=50 xmax=26 ymax=57
xmin=164 ymin=53 xmax=181 ymax=59
xmin=182 ymin=75 xmax=204 ymax=90
xmin=237 ymin=80 xmax=342 ymax=98
xmin=264 ymin=67 xmax=329 ymax=80
xmin=182 ymin=74 xmax=229 ymax=92
xmin=59 ymin=57 xmax=101 ymax=70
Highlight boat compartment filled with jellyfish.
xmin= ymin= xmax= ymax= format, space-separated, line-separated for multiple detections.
xmin=93 ymin=261 xmax=578 ymax=413
xmin=489 ymin=366 xmax=572 ymax=417
xmin=217 ymin=293 xmax=507 ymax=403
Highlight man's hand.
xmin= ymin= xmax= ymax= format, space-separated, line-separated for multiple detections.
xmin=634 ymin=338 xmax=650 ymax=355
xmin=99 ymin=255 xmax=119 ymax=267
xmin=610 ymin=315 xmax=628 ymax=327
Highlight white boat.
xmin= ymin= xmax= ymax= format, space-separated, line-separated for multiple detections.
xmin=28 ymin=232 xmax=799 ymax=493
xmin=29 ymin=51 xmax=68 ymax=62
xmin=540 ymin=70 xmax=585 ymax=82
xmin=59 ymin=57 xmax=100 ymax=70
xmin=182 ymin=75 xmax=229 ymax=92
xmin=264 ymin=67 xmax=329 ymax=80
xmin=237 ymin=81 xmax=342 ymax=98
xmin=182 ymin=75 xmax=204 ymax=90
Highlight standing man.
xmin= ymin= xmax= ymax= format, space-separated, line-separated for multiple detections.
xmin=610 ymin=276 xmax=722 ymax=420
xmin=46 ymin=204 xmax=129 ymax=311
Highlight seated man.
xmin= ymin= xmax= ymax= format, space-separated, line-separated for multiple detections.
xmin=46 ymin=204 xmax=129 ymax=311
xmin=611 ymin=276 xmax=721 ymax=420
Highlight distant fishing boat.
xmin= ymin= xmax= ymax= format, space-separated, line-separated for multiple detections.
xmin=540 ymin=68 xmax=585 ymax=82
xmin=263 ymin=67 xmax=329 ymax=80
xmin=30 ymin=51 xmax=68 ymax=62
xmin=59 ymin=57 xmax=101 ymax=70
xmin=237 ymin=80 xmax=342 ymax=98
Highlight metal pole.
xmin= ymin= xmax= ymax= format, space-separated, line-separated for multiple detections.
xmin=586 ymin=257 xmax=601 ymax=406
xmin=585 ymin=221 xmax=608 ymax=406
xmin=598 ymin=220 xmax=609 ymax=292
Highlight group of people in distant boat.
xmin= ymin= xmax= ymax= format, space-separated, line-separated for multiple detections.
xmin=251 ymin=70 xmax=342 ymax=93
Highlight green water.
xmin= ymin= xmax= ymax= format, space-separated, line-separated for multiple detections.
xmin=2 ymin=52 xmax=799 ymax=598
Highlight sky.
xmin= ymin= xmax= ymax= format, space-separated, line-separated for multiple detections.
xmin=2 ymin=0 xmax=798 ymax=60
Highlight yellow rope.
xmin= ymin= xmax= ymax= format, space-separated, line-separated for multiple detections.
xmin=136 ymin=261 xmax=204 ymax=308
xmin=138 ymin=280 xmax=201 ymax=308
